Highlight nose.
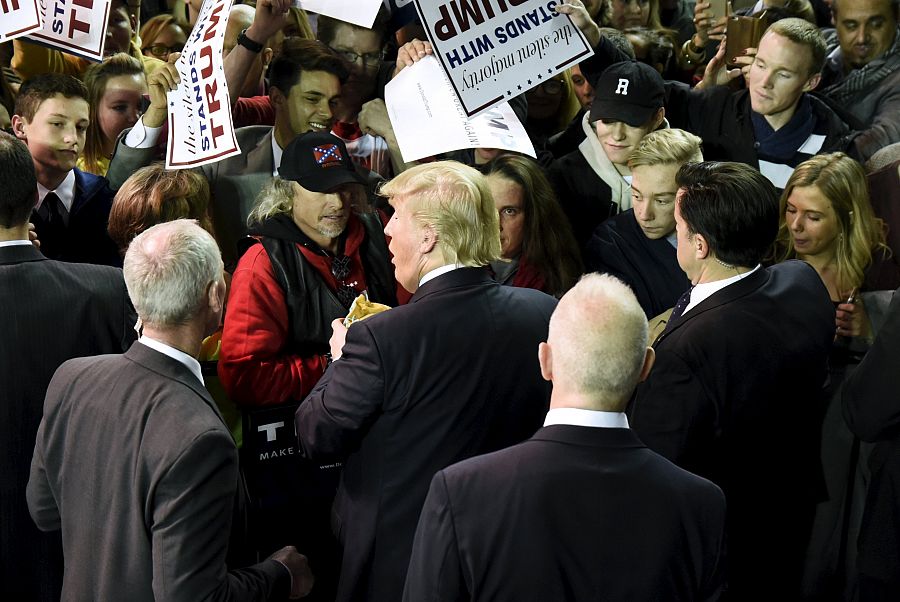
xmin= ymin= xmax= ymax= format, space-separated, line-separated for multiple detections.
xmin=609 ymin=123 xmax=626 ymax=140
xmin=789 ymin=213 xmax=802 ymax=232
xmin=855 ymin=24 xmax=872 ymax=44
xmin=636 ymin=203 xmax=653 ymax=222
xmin=317 ymin=98 xmax=333 ymax=119
xmin=626 ymin=0 xmax=641 ymax=13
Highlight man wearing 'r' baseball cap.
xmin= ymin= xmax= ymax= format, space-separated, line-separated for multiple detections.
xmin=219 ymin=130 xmax=405 ymax=599
xmin=548 ymin=60 xmax=667 ymax=256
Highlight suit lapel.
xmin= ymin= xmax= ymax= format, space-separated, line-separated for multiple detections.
xmin=245 ymin=129 xmax=275 ymax=174
xmin=655 ymin=267 xmax=770 ymax=345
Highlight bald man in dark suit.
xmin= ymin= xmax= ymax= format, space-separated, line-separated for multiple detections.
xmin=404 ymin=273 xmax=727 ymax=601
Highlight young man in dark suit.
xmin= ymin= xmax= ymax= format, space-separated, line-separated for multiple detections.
xmin=629 ymin=161 xmax=835 ymax=600
xmin=295 ymin=161 xmax=558 ymax=602
xmin=12 ymin=74 xmax=120 ymax=266
xmin=404 ymin=273 xmax=728 ymax=601
xmin=0 ymin=132 xmax=136 ymax=602
xmin=27 ymin=220 xmax=312 ymax=601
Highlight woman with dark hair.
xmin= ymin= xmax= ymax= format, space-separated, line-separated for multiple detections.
xmin=483 ymin=155 xmax=583 ymax=297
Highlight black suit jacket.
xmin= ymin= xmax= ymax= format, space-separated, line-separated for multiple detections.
xmin=0 ymin=244 xmax=136 ymax=601
xmin=403 ymin=425 xmax=727 ymax=601
xmin=843 ymin=287 xmax=900 ymax=599
xmin=630 ymin=260 xmax=835 ymax=600
xmin=586 ymin=209 xmax=689 ymax=318
xmin=30 ymin=168 xmax=121 ymax=267
xmin=295 ymin=267 xmax=557 ymax=602
xmin=27 ymin=343 xmax=290 ymax=601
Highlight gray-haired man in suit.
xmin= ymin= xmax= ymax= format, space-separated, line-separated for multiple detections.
xmin=27 ymin=220 xmax=313 ymax=600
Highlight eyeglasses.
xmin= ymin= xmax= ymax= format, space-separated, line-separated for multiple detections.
xmin=143 ymin=44 xmax=184 ymax=59
xmin=330 ymin=254 xmax=359 ymax=308
xmin=335 ymin=49 xmax=385 ymax=70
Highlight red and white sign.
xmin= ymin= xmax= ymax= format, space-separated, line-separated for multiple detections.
xmin=166 ymin=0 xmax=240 ymax=169
xmin=25 ymin=0 xmax=110 ymax=61
xmin=0 ymin=0 xmax=42 ymax=42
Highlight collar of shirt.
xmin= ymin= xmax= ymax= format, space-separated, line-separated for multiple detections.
xmin=684 ymin=264 xmax=761 ymax=315
xmin=0 ymin=239 xmax=33 ymax=248
xmin=419 ymin=263 xmax=463 ymax=287
xmin=139 ymin=335 xmax=205 ymax=386
xmin=36 ymin=170 xmax=76 ymax=213
xmin=544 ymin=407 xmax=630 ymax=428
xmin=272 ymin=134 xmax=284 ymax=177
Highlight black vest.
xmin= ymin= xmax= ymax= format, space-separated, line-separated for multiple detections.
xmin=253 ymin=212 xmax=397 ymax=356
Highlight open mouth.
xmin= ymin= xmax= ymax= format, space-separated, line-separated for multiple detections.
xmin=309 ymin=121 xmax=330 ymax=131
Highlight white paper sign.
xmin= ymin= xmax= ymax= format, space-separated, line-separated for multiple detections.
xmin=385 ymin=56 xmax=535 ymax=163
xmin=166 ymin=0 xmax=240 ymax=169
xmin=25 ymin=0 xmax=110 ymax=61
xmin=414 ymin=0 xmax=593 ymax=117
xmin=0 ymin=0 xmax=42 ymax=42
xmin=296 ymin=0 xmax=383 ymax=29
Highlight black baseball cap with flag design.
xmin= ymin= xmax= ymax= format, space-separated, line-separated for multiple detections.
xmin=279 ymin=131 xmax=366 ymax=192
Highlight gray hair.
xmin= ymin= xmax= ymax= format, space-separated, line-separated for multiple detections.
xmin=248 ymin=177 xmax=295 ymax=226
xmin=123 ymin=219 xmax=222 ymax=326
xmin=549 ymin=273 xmax=648 ymax=407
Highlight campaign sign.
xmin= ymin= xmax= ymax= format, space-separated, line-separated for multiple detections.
xmin=296 ymin=0 xmax=382 ymax=29
xmin=166 ymin=0 xmax=240 ymax=169
xmin=0 ymin=0 xmax=42 ymax=42
xmin=25 ymin=0 xmax=110 ymax=61
xmin=386 ymin=55 xmax=535 ymax=162
xmin=414 ymin=0 xmax=593 ymax=117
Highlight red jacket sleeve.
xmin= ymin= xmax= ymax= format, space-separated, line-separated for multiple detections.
xmin=218 ymin=245 xmax=327 ymax=406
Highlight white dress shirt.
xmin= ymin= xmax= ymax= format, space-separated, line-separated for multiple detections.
xmin=139 ymin=335 xmax=204 ymax=386
xmin=419 ymin=263 xmax=464 ymax=287
xmin=543 ymin=407 xmax=630 ymax=428
xmin=36 ymin=169 xmax=76 ymax=213
xmin=683 ymin=264 xmax=761 ymax=316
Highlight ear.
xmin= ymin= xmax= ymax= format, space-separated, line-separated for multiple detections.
xmin=538 ymin=341 xmax=553 ymax=383
xmin=651 ymin=106 xmax=665 ymax=130
xmin=129 ymin=13 xmax=138 ymax=35
xmin=262 ymin=47 xmax=274 ymax=69
xmin=803 ymin=72 xmax=821 ymax=93
xmin=638 ymin=347 xmax=655 ymax=382
xmin=207 ymin=278 xmax=225 ymax=314
xmin=11 ymin=115 xmax=27 ymax=140
xmin=269 ymin=85 xmax=285 ymax=109
xmin=419 ymin=224 xmax=438 ymax=255
xmin=694 ymin=232 xmax=710 ymax=261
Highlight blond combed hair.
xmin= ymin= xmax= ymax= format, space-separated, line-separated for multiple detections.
xmin=628 ymin=128 xmax=703 ymax=170
xmin=775 ymin=153 xmax=887 ymax=293
xmin=380 ymin=162 xmax=501 ymax=266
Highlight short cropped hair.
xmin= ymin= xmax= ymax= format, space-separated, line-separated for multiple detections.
xmin=380 ymin=161 xmax=501 ymax=266
xmin=268 ymin=38 xmax=349 ymax=96
xmin=123 ymin=220 xmax=222 ymax=327
xmin=628 ymin=128 xmax=703 ymax=170
xmin=109 ymin=164 xmax=211 ymax=256
xmin=316 ymin=6 xmax=392 ymax=47
xmin=549 ymin=273 xmax=648 ymax=407
xmin=676 ymin=162 xmax=780 ymax=268
xmin=765 ymin=17 xmax=827 ymax=75
xmin=15 ymin=74 xmax=88 ymax=122
xmin=0 ymin=132 xmax=38 ymax=228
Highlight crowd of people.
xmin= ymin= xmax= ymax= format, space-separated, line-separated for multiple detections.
xmin=1 ymin=0 xmax=900 ymax=600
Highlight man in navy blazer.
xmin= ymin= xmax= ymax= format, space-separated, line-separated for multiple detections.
xmin=295 ymin=162 xmax=557 ymax=602
xmin=404 ymin=273 xmax=728 ymax=601
xmin=0 ymin=132 xmax=136 ymax=602
xmin=630 ymin=162 xmax=835 ymax=601
xmin=12 ymin=74 xmax=119 ymax=266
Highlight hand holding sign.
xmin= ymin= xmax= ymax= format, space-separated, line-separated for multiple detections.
xmin=555 ymin=0 xmax=601 ymax=48
xmin=145 ymin=53 xmax=181 ymax=128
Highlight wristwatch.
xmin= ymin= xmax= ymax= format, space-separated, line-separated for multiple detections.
xmin=237 ymin=29 xmax=264 ymax=53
